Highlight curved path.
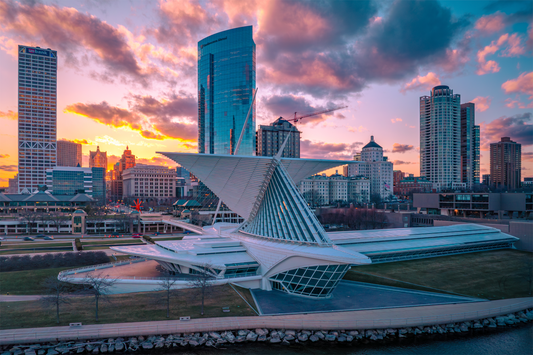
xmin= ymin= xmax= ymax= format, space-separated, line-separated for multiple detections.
xmin=0 ymin=297 xmax=531 ymax=345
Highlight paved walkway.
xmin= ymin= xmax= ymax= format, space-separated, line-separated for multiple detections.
xmin=0 ymin=295 xmax=42 ymax=302
xmin=0 ymin=297 xmax=531 ymax=345
xmin=253 ymin=281 xmax=479 ymax=315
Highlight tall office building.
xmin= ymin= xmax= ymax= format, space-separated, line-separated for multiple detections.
xmin=490 ymin=137 xmax=521 ymax=190
xmin=198 ymin=26 xmax=256 ymax=156
xmin=256 ymin=118 xmax=301 ymax=158
xmin=109 ymin=146 xmax=136 ymax=201
xmin=420 ymin=85 xmax=461 ymax=190
xmin=17 ymin=45 xmax=58 ymax=193
xmin=89 ymin=146 xmax=107 ymax=169
xmin=460 ymin=103 xmax=480 ymax=188
xmin=57 ymin=140 xmax=82 ymax=167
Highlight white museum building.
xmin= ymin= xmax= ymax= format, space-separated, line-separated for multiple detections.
xmin=60 ymin=152 xmax=518 ymax=298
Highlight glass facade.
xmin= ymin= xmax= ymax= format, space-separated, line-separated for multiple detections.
xmin=198 ymin=26 xmax=256 ymax=156
xmin=269 ymin=264 xmax=350 ymax=298
xmin=91 ymin=167 xmax=106 ymax=205
xmin=18 ymin=45 xmax=58 ymax=193
xmin=47 ymin=170 xmax=86 ymax=195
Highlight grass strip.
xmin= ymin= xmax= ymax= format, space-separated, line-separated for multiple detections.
xmin=0 ymin=285 xmax=257 ymax=329
xmin=345 ymin=250 xmax=533 ymax=300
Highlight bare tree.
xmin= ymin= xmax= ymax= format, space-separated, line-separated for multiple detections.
xmin=39 ymin=277 xmax=72 ymax=324
xmin=19 ymin=210 xmax=41 ymax=235
xmin=82 ymin=273 xmax=117 ymax=321
xmin=188 ymin=264 xmax=216 ymax=316
xmin=48 ymin=211 xmax=66 ymax=234
xmin=157 ymin=273 xmax=179 ymax=318
xmin=88 ymin=206 xmax=107 ymax=234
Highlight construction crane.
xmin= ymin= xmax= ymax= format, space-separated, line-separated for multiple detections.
xmin=279 ymin=105 xmax=348 ymax=124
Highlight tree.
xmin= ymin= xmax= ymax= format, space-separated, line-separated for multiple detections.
xmin=370 ymin=193 xmax=382 ymax=206
xmin=19 ymin=210 xmax=41 ymax=235
xmin=157 ymin=273 xmax=179 ymax=318
xmin=187 ymin=264 xmax=216 ymax=316
xmin=88 ymin=206 xmax=108 ymax=234
xmin=303 ymin=189 xmax=323 ymax=207
xmin=82 ymin=273 xmax=117 ymax=321
xmin=40 ymin=277 xmax=72 ymax=324
xmin=48 ymin=211 xmax=66 ymax=234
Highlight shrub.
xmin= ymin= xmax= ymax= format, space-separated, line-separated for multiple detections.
xmin=74 ymin=238 xmax=83 ymax=251
xmin=0 ymin=251 xmax=111 ymax=272
xmin=143 ymin=235 xmax=155 ymax=244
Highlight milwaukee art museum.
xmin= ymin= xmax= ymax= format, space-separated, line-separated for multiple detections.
xmin=59 ymin=148 xmax=519 ymax=298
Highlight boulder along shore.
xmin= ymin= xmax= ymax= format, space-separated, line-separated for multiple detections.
xmin=2 ymin=308 xmax=532 ymax=354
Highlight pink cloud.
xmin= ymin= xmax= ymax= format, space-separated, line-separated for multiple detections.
xmin=501 ymin=33 xmax=525 ymax=57
xmin=400 ymin=72 xmax=441 ymax=93
xmin=300 ymin=139 xmax=363 ymax=160
xmin=477 ymin=33 xmax=526 ymax=75
xmin=505 ymin=97 xmax=533 ymax=109
xmin=475 ymin=13 xmax=505 ymax=34
xmin=502 ymin=72 xmax=533 ymax=99
xmin=392 ymin=143 xmax=414 ymax=154
xmin=476 ymin=34 xmax=507 ymax=75
xmin=471 ymin=96 xmax=492 ymax=112
xmin=0 ymin=110 xmax=17 ymax=120
xmin=391 ymin=118 xmax=402 ymax=123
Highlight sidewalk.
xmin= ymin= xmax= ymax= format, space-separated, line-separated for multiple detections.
xmin=0 ymin=297 xmax=531 ymax=345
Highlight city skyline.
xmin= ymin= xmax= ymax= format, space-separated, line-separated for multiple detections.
xmin=0 ymin=0 xmax=532 ymax=187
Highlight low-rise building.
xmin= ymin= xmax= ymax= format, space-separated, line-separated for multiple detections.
xmin=0 ymin=190 xmax=94 ymax=214
xmin=300 ymin=174 xmax=330 ymax=206
xmin=413 ymin=192 xmax=533 ymax=219
xmin=300 ymin=174 xmax=370 ymax=206
xmin=45 ymin=166 xmax=106 ymax=205
xmin=396 ymin=176 xmax=433 ymax=199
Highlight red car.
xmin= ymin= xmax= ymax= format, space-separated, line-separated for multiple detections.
xmin=132 ymin=233 xmax=142 ymax=238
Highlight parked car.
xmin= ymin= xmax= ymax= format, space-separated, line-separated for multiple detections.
xmin=24 ymin=237 xmax=35 ymax=241
xmin=111 ymin=232 xmax=120 ymax=238
xmin=44 ymin=236 xmax=54 ymax=240
xmin=132 ymin=233 xmax=142 ymax=238
xmin=153 ymin=232 xmax=160 ymax=236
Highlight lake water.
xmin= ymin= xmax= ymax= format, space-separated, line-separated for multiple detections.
xmin=138 ymin=322 xmax=532 ymax=355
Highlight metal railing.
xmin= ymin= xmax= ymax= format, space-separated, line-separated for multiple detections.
xmin=0 ymin=299 xmax=531 ymax=345
xmin=58 ymin=258 xmax=147 ymax=278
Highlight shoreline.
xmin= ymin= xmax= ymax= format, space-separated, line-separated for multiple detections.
xmin=1 ymin=307 xmax=531 ymax=353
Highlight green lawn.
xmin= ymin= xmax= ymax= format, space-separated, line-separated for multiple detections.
xmin=0 ymin=242 xmax=73 ymax=249
xmin=345 ymin=250 xmax=533 ymax=300
xmin=0 ymin=285 xmax=257 ymax=329
xmin=0 ymin=267 xmax=82 ymax=295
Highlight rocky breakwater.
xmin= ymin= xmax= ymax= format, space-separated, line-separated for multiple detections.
xmin=1 ymin=309 xmax=532 ymax=353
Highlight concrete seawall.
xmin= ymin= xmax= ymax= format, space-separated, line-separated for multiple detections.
xmin=1 ymin=297 xmax=531 ymax=345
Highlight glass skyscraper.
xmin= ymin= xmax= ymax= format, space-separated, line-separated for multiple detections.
xmin=198 ymin=26 xmax=256 ymax=156
xmin=18 ymin=45 xmax=58 ymax=193
xmin=460 ymin=103 xmax=480 ymax=188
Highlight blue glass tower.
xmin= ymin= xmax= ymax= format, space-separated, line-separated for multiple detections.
xmin=198 ymin=26 xmax=256 ymax=156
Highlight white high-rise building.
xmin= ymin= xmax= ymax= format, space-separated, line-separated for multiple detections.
xmin=420 ymin=85 xmax=461 ymax=189
xmin=17 ymin=45 xmax=58 ymax=193
xmin=122 ymin=164 xmax=176 ymax=201
xmin=346 ymin=136 xmax=393 ymax=201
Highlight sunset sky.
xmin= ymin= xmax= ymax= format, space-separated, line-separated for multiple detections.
xmin=0 ymin=0 xmax=532 ymax=187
